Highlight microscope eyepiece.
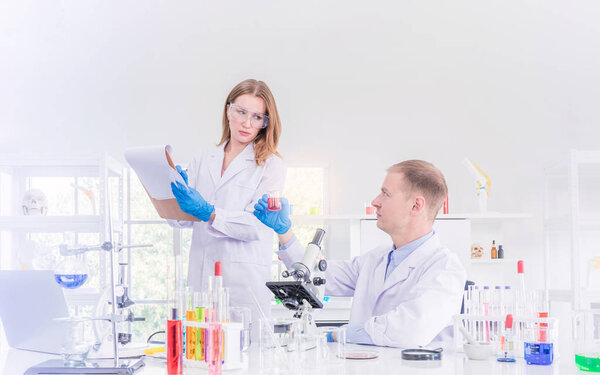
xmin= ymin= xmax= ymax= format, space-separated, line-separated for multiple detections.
xmin=309 ymin=228 xmax=326 ymax=247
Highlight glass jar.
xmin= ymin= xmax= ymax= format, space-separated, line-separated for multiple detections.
xmin=56 ymin=317 xmax=94 ymax=366
xmin=574 ymin=310 xmax=600 ymax=372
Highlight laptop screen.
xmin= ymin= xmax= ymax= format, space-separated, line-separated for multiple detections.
xmin=0 ymin=270 xmax=70 ymax=354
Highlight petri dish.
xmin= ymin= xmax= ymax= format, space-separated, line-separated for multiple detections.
xmin=343 ymin=350 xmax=379 ymax=360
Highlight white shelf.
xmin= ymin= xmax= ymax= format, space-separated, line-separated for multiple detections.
xmin=291 ymin=214 xmax=371 ymax=221
xmin=545 ymin=213 xmax=600 ymax=230
xmin=440 ymin=212 xmax=533 ymax=220
xmin=0 ymin=154 xmax=123 ymax=177
xmin=548 ymin=289 xmax=573 ymax=303
xmin=0 ymin=215 xmax=105 ymax=232
xmin=291 ymin=212 xmax=532 ymax=223
xmin=549 ymin=289 xmax=600 ymax=304
xmin=469 ymin=258 xmax=518 ymax=264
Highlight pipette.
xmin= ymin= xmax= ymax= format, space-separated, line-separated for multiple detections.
xmin=247 ymin=286 xmax=284 ymax=354
xmin=458 ymin=324 xmax=477 ymax=344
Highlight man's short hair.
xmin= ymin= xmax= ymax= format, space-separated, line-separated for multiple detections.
xmin=387 ymin=160 xmax=448 ymax=219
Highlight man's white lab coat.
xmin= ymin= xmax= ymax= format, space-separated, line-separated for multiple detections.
xmin=277 ymin=233 xmax=467 ymax=348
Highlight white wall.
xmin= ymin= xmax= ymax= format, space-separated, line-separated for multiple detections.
xmin=2 ymin=1 xmax=600 ymax=289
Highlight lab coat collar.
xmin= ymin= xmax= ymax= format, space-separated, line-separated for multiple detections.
xmin=207 ymin=143 xmax=225 ymax=187
xmin=381 ymin=233 xmax=442 ymax=291
xmin=208 ymin=141 xmax=256 ymax=191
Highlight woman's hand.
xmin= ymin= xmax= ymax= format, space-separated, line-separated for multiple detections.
xmin=175 ymin=165 xmax=188 ymax=184
xmin=253 ymin=194 xmax=292 ymax=234
xmin=171 ymin=181 xmax=214 ymax=222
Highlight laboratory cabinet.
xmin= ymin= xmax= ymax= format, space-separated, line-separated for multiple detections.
xmin=543 ymin=150 xmax=600 ymax=361
xmin=543 ymin=150 xmax=600 ymax=309
xmin=0 ymin=154 xmax=124 ymax=297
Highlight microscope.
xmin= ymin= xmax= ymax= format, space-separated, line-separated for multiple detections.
xmin=266 ymin=228 xmax=328 ymax=346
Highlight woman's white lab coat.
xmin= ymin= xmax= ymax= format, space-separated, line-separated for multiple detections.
xmin=170 ymin=142 xmax=285 ymax=326
xmin=277 ymin=233 xmax=466 ymax=348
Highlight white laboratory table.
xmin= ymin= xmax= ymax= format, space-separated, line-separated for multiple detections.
xmin=0 ymin=344 xmax=582 ymax=375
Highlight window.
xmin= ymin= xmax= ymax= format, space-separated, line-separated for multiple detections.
xmin=4 ymin=164 xmax=329 ymax=342
xmin=271 ymin=166 xmax=327 ymax=281
xmin=126 ymin=171 xmax=190 ymax=341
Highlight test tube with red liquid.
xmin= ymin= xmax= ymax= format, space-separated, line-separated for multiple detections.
xmin=267 ymin=191 xmax=281 ymax=211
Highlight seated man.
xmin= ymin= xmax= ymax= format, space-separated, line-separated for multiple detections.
xmin=253 ymin=160 xmax=467 ymax=348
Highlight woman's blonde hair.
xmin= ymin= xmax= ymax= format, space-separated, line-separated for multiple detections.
xmin=218 ymin=79 xmax=282 ymax=165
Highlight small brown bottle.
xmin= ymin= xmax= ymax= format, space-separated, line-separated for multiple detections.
xmin=491 ymin=240 xmax=498 ymax=259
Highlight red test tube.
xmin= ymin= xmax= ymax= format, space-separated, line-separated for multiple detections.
xmin=167 ymin=308 xmax=183 ymax=375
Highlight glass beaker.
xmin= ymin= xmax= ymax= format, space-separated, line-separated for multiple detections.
xmin=56 ymin=317 xmax=94 ymax=366
xmin=230 ymin=305 xmax=252 ymax=351
xmin=267 ymin=191 xmax=281 ymax=211
xmin=259 ymin=318 xmax=294 ymax=375
xmin=316 ymin=326 xmax=346 ymax=367
xmin=521 ymin=313 xmax=555 ymax=365
xmin=260 ymin=317 xmax=300 ymax=350
xmin=574 ymin=309 xmax=600 ymax=372
xmin=54 ymin=254 xmax=89 ymax=289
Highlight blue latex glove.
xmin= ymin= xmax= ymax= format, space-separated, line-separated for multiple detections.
xmin=326 ymin=331 xmax=335 ymax=342
xmin=171 ymin=181 xmax=214 ymax=222
xmin=175 ymin=165 xmax=188 ymax=185
xmin=253 ymin=194 xmax=292 ymax=234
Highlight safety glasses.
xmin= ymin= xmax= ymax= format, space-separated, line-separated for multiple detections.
xmin=228 ymin=103 xmax=269 ymax=129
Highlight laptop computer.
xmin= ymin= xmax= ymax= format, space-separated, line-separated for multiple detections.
xmin=0 ymin=270 xmax=70 ymax=354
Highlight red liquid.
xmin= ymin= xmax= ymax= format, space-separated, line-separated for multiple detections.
xmin=268 ymin=197 xmax=281 ymax=211
xmin=167 ymin=319 xmax=183 ymax=375
xmin=537 ymin=312 xmax=548 ymax=342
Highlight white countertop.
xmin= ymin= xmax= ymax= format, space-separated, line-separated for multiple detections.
xmin=1 ymin=343 xmax=579 ymax=375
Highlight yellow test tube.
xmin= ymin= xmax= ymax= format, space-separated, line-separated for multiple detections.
xmin=186 ymin=311 xmax=196 ymax=360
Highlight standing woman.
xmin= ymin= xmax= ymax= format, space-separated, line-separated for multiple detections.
xmin=169 ymin=79 xmax=285 ymax=332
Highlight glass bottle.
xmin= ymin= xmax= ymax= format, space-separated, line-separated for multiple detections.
xmin=497 ymin=245 xmax=504 ymax=259
xmin=54 ymin=255 xmax=89 ymax=289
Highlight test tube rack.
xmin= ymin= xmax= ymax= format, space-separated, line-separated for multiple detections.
xmin=453 ymin=314 xmax=560 ymax=359
xmin=182 ymin=320 xmax=245 ymax=371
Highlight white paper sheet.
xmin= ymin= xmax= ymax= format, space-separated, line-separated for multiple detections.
xmin=124 ymin=145 xmax=186 ymax=200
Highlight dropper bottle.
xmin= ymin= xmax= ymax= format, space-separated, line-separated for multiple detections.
xmin=214 ymin=261 xmax=223 ymax=290
xmin=497 ymin=314 xmax=516 ymax=362
xmin=214 ymin=262 xmax=223 ymax=322
xmin=517 ymin=260 xmax=527 ymax=317
xmin=517 ymin=260 xmax=525 ymax=292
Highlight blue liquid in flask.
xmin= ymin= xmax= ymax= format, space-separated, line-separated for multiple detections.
xmin=55 ymin=274 xmax=88 ymax=289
